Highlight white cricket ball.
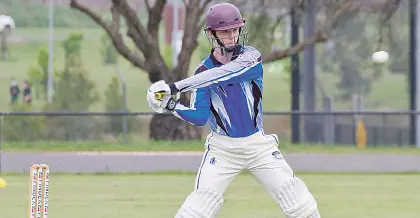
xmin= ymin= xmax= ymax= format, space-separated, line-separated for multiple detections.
xmin=372 ymin=50 xmax=389 ymax=63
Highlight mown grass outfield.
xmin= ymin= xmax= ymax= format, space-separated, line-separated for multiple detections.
xmin=3 ymin=140 xmax=420 ymax=154
xmin=0 ymin=173 xmax=419 ymax=218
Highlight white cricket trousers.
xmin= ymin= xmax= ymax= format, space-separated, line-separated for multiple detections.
xmin=194 ymin=131 xmax=294 ymax=196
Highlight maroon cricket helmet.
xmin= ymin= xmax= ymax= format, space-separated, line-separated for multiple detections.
xmin=204 ymin=3 xmax=245 ymax=31
xmin=204 ymin=3 xmax=248 ymax=54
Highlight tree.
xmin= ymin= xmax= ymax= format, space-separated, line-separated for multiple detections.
xmin=43 ymin=33 xmax=101 ymax=141
xmin=27 ymin=49 xmax=51 ymax=100
xmin=69 ymin=0 xmax=400 ymax=140
xmin=316 ymin=0 xmax=403 ymax=100
xmin=104 ymin=76 xmax=135 ymax=136
xmin=100 ymin=32 xmax=119 ymax=64
xmin=319 ymin=13 xmax=386 ymax=100
xmin=50 ymin=33 xmax=99 ymax=110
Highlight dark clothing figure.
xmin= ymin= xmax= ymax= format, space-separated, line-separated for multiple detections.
xmin=10 ymin=81 xmax=19 ymax=104
xmin=23 ymin=81 xmax=32 ymax=104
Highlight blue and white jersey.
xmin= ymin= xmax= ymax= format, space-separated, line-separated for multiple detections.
xmin=172 ymin=46 xmax=264 ymax=138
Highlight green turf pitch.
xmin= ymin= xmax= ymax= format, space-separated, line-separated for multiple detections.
xmin=1 ymin=173 xmax=419 ymax=218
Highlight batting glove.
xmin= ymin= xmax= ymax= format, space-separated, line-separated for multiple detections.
xmin=147 ymin=80 xmax=180 ymax=113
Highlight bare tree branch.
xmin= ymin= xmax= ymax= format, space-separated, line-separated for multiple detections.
xmin=113 ymin=0 xmax=168 ymax=74
xmin=147 ymin=0 xmax=166 ymax=43
xmin=144 ymin=0 xmax=152 ymax=12
xmin=110 ymin=6 xmax=121 ymax=33
xmin=329 ymin=1 xmax=361 ymax=29
xmin=375 ymin=0 xmax=401 ymax=50
xmin=270 ymin=15 xmax=284 ymax=40
xmin=168 ymin=0 xmax=210 ymax=81
xmin=381 ymin=0 xmax=401 ymax=21
xmin=200 ymin=0 xmax=213 ymax=9
xmin=112 ymin=0 xmax=150 ymax=50
xmin=195 ymin=0 xmax=215 ymax=31
xmin=111 ymin=0 xmax=168 ymax=78
xmin=69 ymin=0 xmax=146 ymax=69
xmin=197 ymin=0 xmax=214 ymax=27
xmin=263 ymin=0 xmax=385 ymax=63
xmin=263 ymin=30 xmax=327 ymax=62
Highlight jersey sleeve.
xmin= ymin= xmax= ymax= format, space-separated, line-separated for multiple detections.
xmin=172 ymin=87 xmax=210 ymax=126
xmin=172 ymin=65 xmax=211 ymax=126
xmin=174 ymin=47 xmax=262 ymax=93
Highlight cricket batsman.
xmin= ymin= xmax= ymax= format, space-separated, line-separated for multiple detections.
xmin=147 ymin=3 xmax=321 ymax=218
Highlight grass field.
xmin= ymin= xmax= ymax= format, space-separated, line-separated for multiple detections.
xmin=0 ymin=27 xmax=410 ymax=113
xmin=3 ymin=140 xmax=420 ymax=154
xmin=1 ymin=173 xmax=419 ymax=218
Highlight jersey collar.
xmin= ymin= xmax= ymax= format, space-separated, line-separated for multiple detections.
xmin=209 ymin=45 xmax=244 ymax=66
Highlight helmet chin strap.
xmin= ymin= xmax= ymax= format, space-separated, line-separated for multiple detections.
xmin=223 ymin=45 xmax=237 ymax=53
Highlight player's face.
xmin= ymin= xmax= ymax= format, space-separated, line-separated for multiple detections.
xmin=214 ymin=28 xmax=239 ymax=47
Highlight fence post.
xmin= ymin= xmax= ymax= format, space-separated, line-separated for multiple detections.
xmin=353 ymin=94 xmax=366 ymax=147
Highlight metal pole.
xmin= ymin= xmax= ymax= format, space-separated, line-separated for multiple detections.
xmin=47 ymin=0 xmax=54 ymax=104
xmin=283 ymin=9 xmax=291 ymax=47
xmin=172 ymin=0 xmax=179 ymax=67
xmin=410 ymin=0 xmax=418 ymax=147
xmin=115 ymin=66 xmax=128 ymax=144
xmin=416 ymin=0 xmax=420 ymax=148
xmin=1 ymin=30 xmax=6 ymax=60
xmin=303 ymin=0 xmax=316 ymax=142
xmin=291 ymin=8 xmax=301 ymax=144
xmin=0 ymin=116 xmax=3 ymax=175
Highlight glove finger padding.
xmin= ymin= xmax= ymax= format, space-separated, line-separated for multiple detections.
xmin=149 ymin=80 xmax=171 ymax=95
xmin=147 ymin=80 xmax=179 ymax=113
xmin=147 ymin=88 xmax=169 ymax=113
